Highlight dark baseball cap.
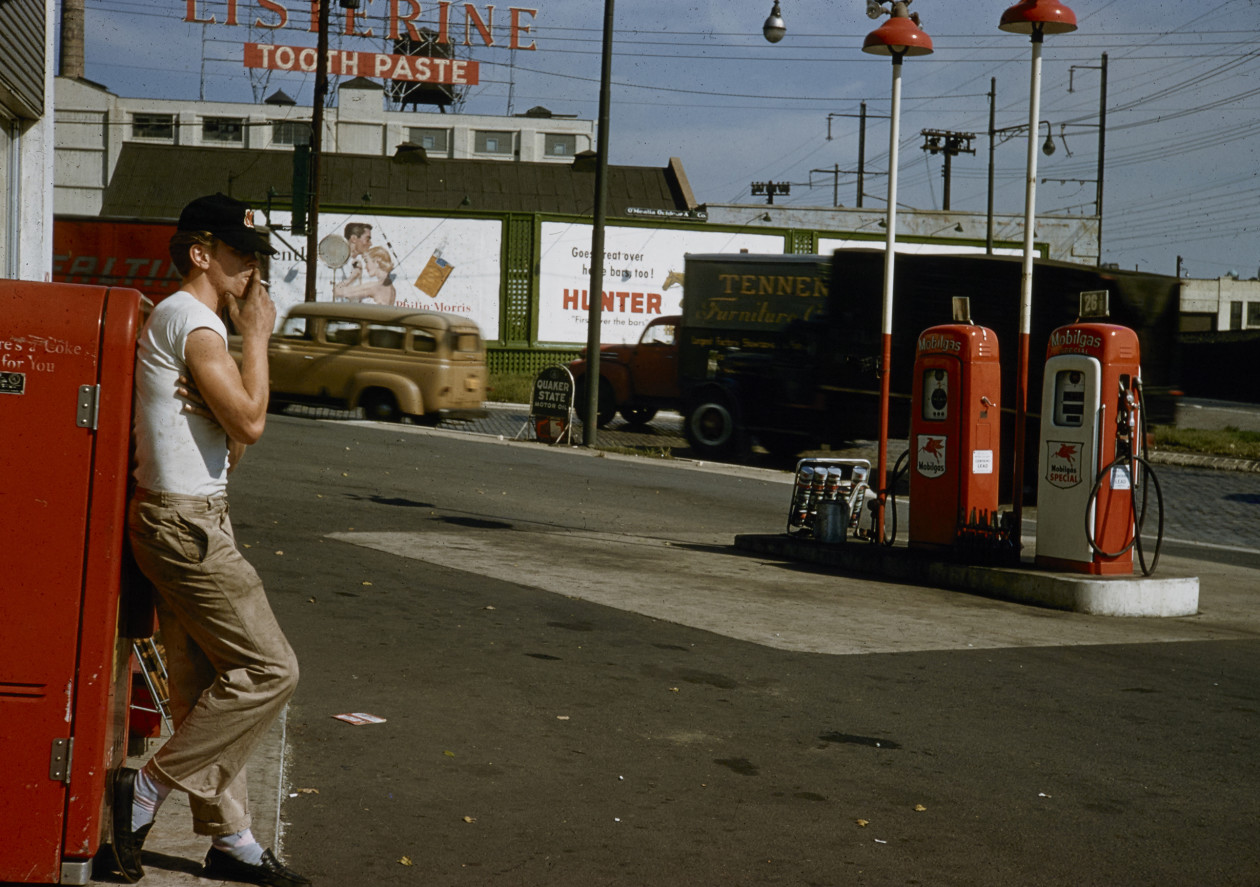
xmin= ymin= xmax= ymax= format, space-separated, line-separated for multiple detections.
xmin=177 ymin=192 xmax=277 ymax=256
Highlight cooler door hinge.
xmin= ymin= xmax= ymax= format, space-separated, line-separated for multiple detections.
xmin=76 ymin=385 xmax=100 ymax=430
xmin=50 ymin=737 xmax=73 ymax=783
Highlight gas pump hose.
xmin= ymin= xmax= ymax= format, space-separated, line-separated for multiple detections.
xmin=1084 ymin=381 xmax=1165 ymax=576
xmin=881 ymin=449 xmax=912 ymax=546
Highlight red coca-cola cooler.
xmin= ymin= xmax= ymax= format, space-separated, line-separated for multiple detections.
xmin=0 ymin=280 xmax=143 ymax=885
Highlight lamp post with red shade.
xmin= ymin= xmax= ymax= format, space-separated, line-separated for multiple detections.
xmin=860 ymin=1 xmax=933 ymax=543
xmin=999 ymin=0 xmax=1078 ymax=547
xmin=763 ymin=1 xmax=933 ymax=543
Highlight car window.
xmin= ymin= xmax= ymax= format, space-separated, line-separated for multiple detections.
xmin=366 ymin=324 xmax=407 ymax=350
xmin=325 ymin=321 xmax=361 ymax=345
xmin=453 ymin=332 xmax=480 ymax=353
xmin=410 ymin=330 xmax=438 ymax=353
xmin=641 ymin=323 xmax=676 ymax=346
xmin=280 ymin=316 xmax=312 ymax=339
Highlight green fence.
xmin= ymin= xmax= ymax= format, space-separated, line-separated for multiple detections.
xmin=487 ymin=347 xmax=581 ymax=376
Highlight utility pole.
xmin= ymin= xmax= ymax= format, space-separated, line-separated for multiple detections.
xmin=1096 ymin=53 xmax=1108 ymax=267
xmin=857 ymin=102 xmax=866 ymax=207
xmin=986 ymin=78 xmax=996 ymax=253
xmin=1069 ymin=53 xmax=1108 ymax=266
xmin=810 ymin=165 xmax=841 ymax=207
xmin=920 ymin=129 xmax=975 ymax=211
xmin=824 ymin=103 xmax=886 ymax=207
xmin=304 ymin=0 xmax=330 ymax=303
xmin=583 ymin=0 xmax=616 ymax=447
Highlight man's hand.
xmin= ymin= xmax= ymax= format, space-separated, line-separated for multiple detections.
xmin=181 ymin=375 xmax=249 ymax=471
xmin=177 ymin=374 xmax=216 ymax=421
xmin=227 ymin=438 xmax=247 ymax=474
xmin=228 ymin=269 xmax=277 ymax=341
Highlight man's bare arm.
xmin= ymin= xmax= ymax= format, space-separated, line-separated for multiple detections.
xmin=185 ymin=270 xmax=275 ymax=446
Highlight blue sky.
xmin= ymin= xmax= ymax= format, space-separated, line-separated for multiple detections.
xmin=71 ymin=0 xmax=1260 ymax=279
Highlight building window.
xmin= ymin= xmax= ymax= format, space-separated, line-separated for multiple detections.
xmin=203 ymin=117 xmax=244 ymax=144
xmin=545 ymin=133 xmax=577 ymax=157
xmin=1230 ymin=301 xmax=1244 ymax=330
xmin=475 ymin=130 xmax=514 ymax=155
xmin=272 ymin=121 xmax=310 ymax=146
xmin=409 ymin=127 xmax=449 ymax=154
xmin=132 ymin=114 xmax=175 ymax=140
xmin=1248 ymin=302 xmax=1260 ymax=328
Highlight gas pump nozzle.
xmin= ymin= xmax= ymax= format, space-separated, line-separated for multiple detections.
xmin=1115 ymin=379 xmax=1136 ymax=459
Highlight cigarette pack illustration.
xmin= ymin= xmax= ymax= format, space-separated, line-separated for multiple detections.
xmin=415 ymin=249 xmax=454 ymax=297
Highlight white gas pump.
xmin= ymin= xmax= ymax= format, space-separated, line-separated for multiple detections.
xmin=1035 ymin=294 xmax=1164 ymax=575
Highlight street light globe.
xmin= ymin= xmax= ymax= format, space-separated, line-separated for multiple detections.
xmin=763 ymin=0 xmax=786 ymax=43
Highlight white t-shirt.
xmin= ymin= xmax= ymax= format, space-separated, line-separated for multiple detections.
xmin=133 ymin=291 xmax=231 ymax=496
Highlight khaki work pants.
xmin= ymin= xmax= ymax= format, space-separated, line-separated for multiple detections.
xmin=128 ymin=490 xmax=299 ymax=837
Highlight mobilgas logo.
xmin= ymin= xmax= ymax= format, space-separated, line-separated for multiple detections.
xmin=1049 ymin=327 xmax=1102 ymax=354
xmin=917 ymin=333 xmax=962 ymax=354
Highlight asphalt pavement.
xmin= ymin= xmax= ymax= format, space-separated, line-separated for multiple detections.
xmin=84 ymin=401 xmax=1260 ymax=887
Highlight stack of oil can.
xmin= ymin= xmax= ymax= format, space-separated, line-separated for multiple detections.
xmin=786 ymin=458 xmax=874 ymax=541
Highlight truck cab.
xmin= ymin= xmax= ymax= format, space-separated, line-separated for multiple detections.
xmin=566 ymin=314 xmax=683 ymax=426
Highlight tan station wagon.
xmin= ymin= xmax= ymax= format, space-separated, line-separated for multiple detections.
xmin=234 ymin=302 xmax=488 ymax=423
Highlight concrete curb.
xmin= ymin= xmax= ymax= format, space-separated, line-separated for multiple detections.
xmin=733 ymin=533 xmax=1200 ymax=618
xmin=1147 ymin=449 xmax=1260 ymax=473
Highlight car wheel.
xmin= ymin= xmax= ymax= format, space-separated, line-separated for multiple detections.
xmin=685 ymin=391 xmax=745 ymax=459
xmin=575 ymin=377 xmax=616 ymax=427
xmin=620 ymin=406 xmax=657 ymax=427
xmin=360 ymin=389 xmax=401 ymax=422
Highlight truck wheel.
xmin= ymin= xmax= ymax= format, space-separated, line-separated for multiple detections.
xmin=360 ymin=389 xmax=401 ymax=422
xmin=620 ymin=406 xmax=657 ymax=427
xmin=575 ymin=377 xmax=616 ymax=427
xmin=685 ymin=394 xmax=744 ymax=459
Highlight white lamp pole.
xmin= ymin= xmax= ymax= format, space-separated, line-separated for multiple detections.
xmin=999 ymin=0 xmax=1077 ymax=547
xmin=861 ymin=1 xmax=933 ymax=544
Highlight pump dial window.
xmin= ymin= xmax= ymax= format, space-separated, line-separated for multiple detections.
xmin=921 ymin=368 xmax=948 ymax=421
xmin=1053 ymin=370 xmax=1087 ymax=426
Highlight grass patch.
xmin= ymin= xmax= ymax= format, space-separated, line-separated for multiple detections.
xmin=1150 ymin=425 xmax=1260 ymax=460
xmin=486 ymin=371 xmax=535 ymax=404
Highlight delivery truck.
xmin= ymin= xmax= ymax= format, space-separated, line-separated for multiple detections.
xmin=575 ymin=249 xmax=1182 ymax=470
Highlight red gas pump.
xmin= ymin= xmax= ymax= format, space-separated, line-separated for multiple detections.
xmin=1034 ymin=309 xmax=1148 ymax=574
xmin=907 ymin=309 xmax=1002 ymax=552
xmin=0 ymin=280 xmax=142 ymax=885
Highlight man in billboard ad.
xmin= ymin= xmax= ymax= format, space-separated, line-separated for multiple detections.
xmin=267 ymin=211 xmax=502 ymax=337
xmin=536 ymin=223 xmax=783 ymax=346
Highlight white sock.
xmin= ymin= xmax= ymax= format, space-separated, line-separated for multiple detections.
xmin=131 ymin=767 xmax=172 ymax=831
xmin=212 ymin=828 xmax=265 ymax=865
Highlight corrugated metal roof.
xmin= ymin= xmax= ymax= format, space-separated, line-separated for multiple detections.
xmin=101 ymin=143 xmax=689 ymax=221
